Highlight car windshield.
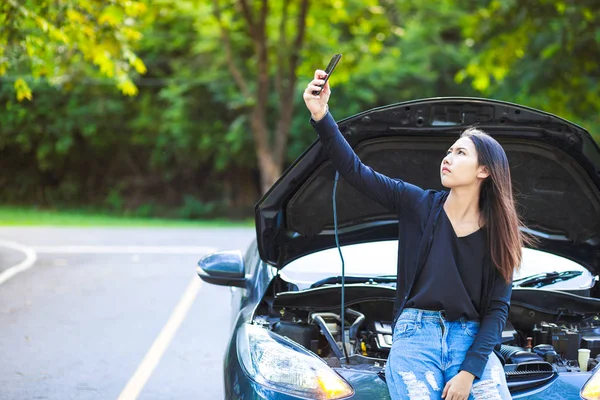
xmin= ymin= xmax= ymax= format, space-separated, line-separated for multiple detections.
xmin=280 ymin=240 xmax=595 ymax=291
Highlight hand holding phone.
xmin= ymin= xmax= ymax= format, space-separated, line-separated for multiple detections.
xmin=312 ymin=53 xmax=342 ymax=95
xmin=303 ymin=53 xmax=342 ymax=120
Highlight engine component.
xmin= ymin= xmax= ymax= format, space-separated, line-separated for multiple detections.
xmin=360 ymin=341 xmax=368 ymax=356
xmin=532 ymin=344 xmax=559 ymax=363
xmin=308 ymin=310 xmax=363 ymax=361
xmin=500 ymin=345 xmax=544 ymax=364
xmin=346 ymin=308 xmax=366 ymax=342
xmin=532 ymin=323 xmax=551 ymax=347
xmin=501 ymin=320 xmax=518 ymax=343
xmin=551 ymin=330 xmax=581 ymax=360
xmin=310 ymin=313 xmax=345 ymax=359
xmin=581 ymin=336 xmax=600 ymax=358
xmin=578 ymin=348 xmax=591 ymax=372
xmin=371 ymin=321 xmax=393 ymax=352
xmin=272 ymin=321 xmax=319 ymax=351
xmin=530 ymin=320 xmax=600 ymax=360
xmin=503 ymin=361 xmax=555 ymax=392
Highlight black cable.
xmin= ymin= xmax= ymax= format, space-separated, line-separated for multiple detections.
xmin=333 ymin=170 xmax=350 ymax=361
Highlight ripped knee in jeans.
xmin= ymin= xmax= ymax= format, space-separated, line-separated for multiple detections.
xmin=471 ymin=379 xmax=503 ymax=400
xmin=398 ymin=371 xmax=439 ymax=399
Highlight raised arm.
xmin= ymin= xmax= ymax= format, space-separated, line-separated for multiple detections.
xmin=303 ymin=69 xmax=424 ymax=214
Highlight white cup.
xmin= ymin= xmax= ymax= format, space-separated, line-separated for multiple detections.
xmin=578 ymin=348 xmax=591 ymax=372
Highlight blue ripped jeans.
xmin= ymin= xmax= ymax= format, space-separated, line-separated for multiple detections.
xmin=384 ymin=308 xmax=511 ymax=400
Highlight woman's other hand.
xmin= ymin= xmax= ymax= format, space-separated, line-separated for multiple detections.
xmin=303 ymin=69 xmax=331 ymax=121
xmin=441 ymin=370 xmax=475 ymax=400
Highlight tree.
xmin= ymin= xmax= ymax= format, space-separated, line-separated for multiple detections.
xmin=191 ymin=0 xmax=431 ymax=193
xmin=197 ymin=0 xmax=310 ymax=193
xmin=457 ymin=0 xmax=600 ymax=140
xmin=0 ymin=1 xmax=260 ymax=214
xmin=0 ymin=0 xmax=148 ymax=100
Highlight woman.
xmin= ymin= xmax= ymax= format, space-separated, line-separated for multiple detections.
xmin=303 ymin=69 xmax=535 ymax=400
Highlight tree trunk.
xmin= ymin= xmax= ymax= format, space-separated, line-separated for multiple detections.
xmin=257 ymin=151 xmax=281 ymax=195
xmin=251 ymin=109 xmax=282 ymax=194
xmin=220 ymin=0 xmax=309 ymax=195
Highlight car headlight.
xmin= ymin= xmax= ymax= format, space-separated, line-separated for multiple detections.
xmin=581 ymin=365 xmax=600 ymax=400
xmin=237 ymin=323 xmax=354 ymax=399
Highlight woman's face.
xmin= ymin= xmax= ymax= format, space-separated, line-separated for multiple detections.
xmin=440 ymin=137 xmax=489 ymax=188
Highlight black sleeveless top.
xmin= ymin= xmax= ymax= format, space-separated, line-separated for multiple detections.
xmin=405 ymin=208 xmax=487 ymax=321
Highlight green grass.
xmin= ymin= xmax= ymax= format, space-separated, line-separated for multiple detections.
xmin=0 ymin=207 xmax=255 ymax=228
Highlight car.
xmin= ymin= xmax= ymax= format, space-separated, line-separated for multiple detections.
xmin=197 ymin=97 xmax=600 ymax=399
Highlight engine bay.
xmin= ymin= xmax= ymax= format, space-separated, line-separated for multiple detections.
xmin=253 ymin=281 xmax=600 ymax=388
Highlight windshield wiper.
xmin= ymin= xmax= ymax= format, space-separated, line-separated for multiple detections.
xmin=310 ymin=275 xmax=396 ymax=289
xmin=512 ymin=270 xmax=583 ymax=288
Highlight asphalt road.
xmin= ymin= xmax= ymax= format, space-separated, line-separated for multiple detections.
xmin=0 ymin=227 xmax=255 ymax=400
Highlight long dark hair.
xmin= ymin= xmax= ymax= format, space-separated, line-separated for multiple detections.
xmin=461 ymin=128 xmax=538 ymax=283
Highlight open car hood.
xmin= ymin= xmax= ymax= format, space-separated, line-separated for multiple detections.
xmin=255 ymin=97 xmax=600 ymax=272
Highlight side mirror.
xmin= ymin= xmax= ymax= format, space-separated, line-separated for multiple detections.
xmin=197 ymin=250 xmax=246 ymax=288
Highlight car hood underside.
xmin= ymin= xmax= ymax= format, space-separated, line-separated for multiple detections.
xmin=255 ymin=97 xmax=600 ymax=272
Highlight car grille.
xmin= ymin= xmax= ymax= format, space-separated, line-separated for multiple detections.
xmin=506 ymin=361 xmax=556 ymax=392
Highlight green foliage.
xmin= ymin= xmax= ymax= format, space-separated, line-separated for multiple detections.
xmin=458 ymin=0 xmax=600 ymax=141
xmin=177 ymin=195 xmax=220 ymax=220
xmin=1 ymin=0 xmax=148 ymax=99
xmin=289 ymin=0 xmax=480 ymax=156
xmin=105 ymin=188 xmax=124 ymax=212
xmin=0 ymin=1 xmax=259 ymax=216
xmin=0 ymin=0 xmax=598 ymax=219
xmin=187 ymin=0 xmax=481 ymax=162
xmin=130 ymin=201 xmax=160 ymax=218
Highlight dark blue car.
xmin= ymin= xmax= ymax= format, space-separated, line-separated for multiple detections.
xmin=198 ymin=98 xmax=600 ymax=399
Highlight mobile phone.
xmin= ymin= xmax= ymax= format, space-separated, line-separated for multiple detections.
xmin=312 ymin=53 xmax=342 ymax=95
